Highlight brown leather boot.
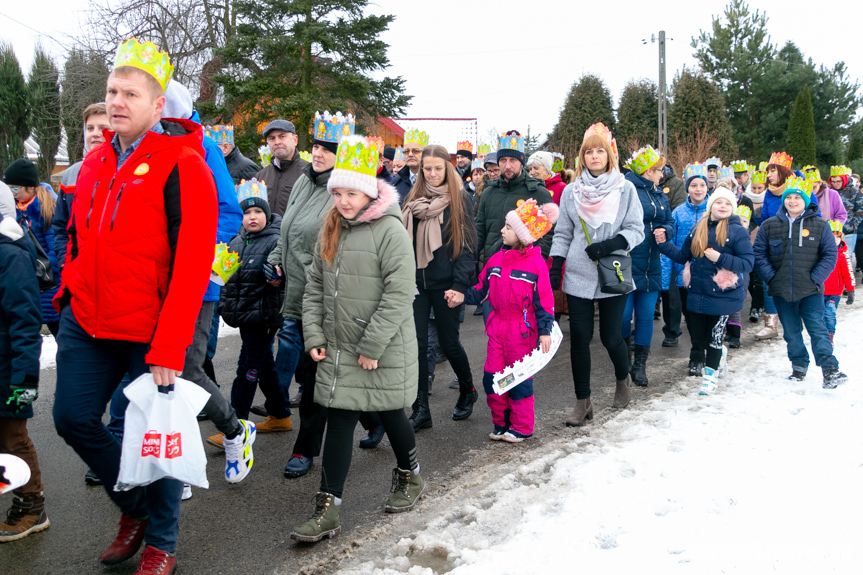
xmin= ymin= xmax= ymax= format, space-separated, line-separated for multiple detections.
xmin=565 ymin=398 xmax=593 ymax=427
xmin=613 ymin=374 xmax=631 ymax=408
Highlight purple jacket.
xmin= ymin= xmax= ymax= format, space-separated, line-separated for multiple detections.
xmin=814 ymin=186 xmax=847 ymax=224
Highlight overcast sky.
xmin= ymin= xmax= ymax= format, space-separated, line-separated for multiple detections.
xmin=3 ymin=0 xmax=861 ymax=147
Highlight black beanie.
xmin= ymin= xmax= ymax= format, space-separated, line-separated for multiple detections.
xmin=313 ymin=139 xmax=338 ymax=154
xmin=241 ymin=196 xmax=271 ymax=221
xmin=496 ymin=148 xmax=525 ymax=166
xmin=3 ymin=159 xmax=39 ymax=187
xmin=383 ymin=147 xmax=396 ymax=161
xmin=456 ymin=149 xmax=473 ymax=161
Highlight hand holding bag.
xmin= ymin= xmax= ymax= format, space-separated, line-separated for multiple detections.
xmin=579 ymin=217 xmax=633 ymax=295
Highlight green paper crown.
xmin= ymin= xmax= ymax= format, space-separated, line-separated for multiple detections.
xmin=114 ymin=38 xmax=173 ymax=91
xmin=730 ymin=160 xmax=749 ymax=172
xmin=751 ymin=171 xmax=767 ymax=184
xmin=736 ymin=205 xmax=752 ymax=221
xmin=299 ymin=151 xmax=312 ymax=163
xmin=258 ymin=145 xmax=273 ymax=167
xmin=335 ymin=135 xmax=380 ymax=177
xmin=404 ymin=129 xmax=429 ymax=146
xmin=785 ymin=176 xmax=812 ymax=197
xmin=830 ymin=165 xmax=851 ymax=177
xmin=758 ymin=161 xmax=769 ymax=172
xmin=478 ymin=143 xmax=491 ymax=155
xmin=804 ymin=167 xmax=821 ymax=182
xmin=212 ymin=243 xmax=241 ymax=285
xmin=829 ymin=220 xmax=843 ymax=233
xmin=627 ymin=146 xmax=660 ymax=175
xmin=551 ymin=152 xmax=564 ymax=173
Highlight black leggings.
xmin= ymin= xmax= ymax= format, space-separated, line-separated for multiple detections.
xmin=566 ymin=294 xmax=630 ymax=400
xmin=686 ymin=312 xmax=728 ymax=369
xmin=414 ymin=288 xmax=474 ymax=397
xmin=320 ymin=407 xmax=417 ymax=498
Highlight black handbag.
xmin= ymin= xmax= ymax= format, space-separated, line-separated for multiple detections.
xmin=579 ymin=217 xmax=632 ymax=295
xmin=21 ymin=219 xmax=56 ymax=291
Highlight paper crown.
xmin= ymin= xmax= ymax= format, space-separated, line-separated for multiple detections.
xmin=404 ymin=129 xmax=429 ymax=146
xmin=583 ymin=123 xmax=618 ymax=156
xmin=457 ymin=141 xmax=473 ymax=152
xmin=258 ymin=145 xmax=273 ymax=167
xmin=804 ymin=167 xmax=821 ymax=182
xmin=684 ymin=163 xmax=708 ymax=180
xmin=829 ymin=220 xmax=844 ymax=233
xmin=758 ymin=161 xmax=769 ymax=172
xmin=830 ymin=165 xmax=851 ymax=177
xmin=507 ymin=198 xmax=560 ymax=244
xmin=730 ymin=160 xmax=749 ymax=173
xmin=498 ymin=130 xmax=525 ymax=153
xmin=205 ymin=125 xmax=234 ymax=145
xmin=236 ymin=178 xmax=267 ymax=204
xmin=212 ymin=243 xmax=241 ymax=286
xmin=299 ymin=150 xmax=312 ymax=163
xmin=784 ymin=175 xmax=812 ymax=196
xmin=393 ymin=146 xmax=405 ymax=161
xmin=478 ymin=143 xmax=491 ymax=155
xmin=735 ymin=205 xmax=752 ymax=221
xmin=627 ymin=146 xmax=660 ymax=175
xmin=471 ymin=159 xmax=485 ymax=171
xmin=768 ymin=151 xmax=793 ymax=169
xmin=113 ymin=38 xmax=174 ymax=91
xmin=551 ymin=152 xmax=564 ymax=173
xmin=748 ymin=164 xmax=757 ymax=174
xmin=705 ymin=157 xmax=722 ymax=168
xmin=719 ymin=166 xmax=735 ymax=179
xmin=313 ymin=111 xmax=355 ymax=144
xmin=367 ymin=136 xmax=385 ymax=156
xmin=751 ymin=171 xmax=767 ymax=184
xmin=335 ymin=135 xmax=380 ymax=177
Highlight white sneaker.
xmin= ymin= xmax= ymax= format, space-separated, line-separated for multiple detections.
xmin=182 ymin=484 xmax=193 ymax=501
xmin=224 ymin=419 xmax=256 ymax=483
xmin=699 ymin=367 xmax=718 ymax=395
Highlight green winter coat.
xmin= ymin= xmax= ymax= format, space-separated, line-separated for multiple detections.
xmin=302 ymin=182 xmax=418 ymax=412
xmin=268 ymin=167 xmax=333 ymax=320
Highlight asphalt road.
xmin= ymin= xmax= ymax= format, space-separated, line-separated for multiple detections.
xmin=2 ymin=303 xmax=763 ymax=575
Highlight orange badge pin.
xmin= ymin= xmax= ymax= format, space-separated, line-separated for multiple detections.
xmin=134 ymin=163 xmax=150 ymax=176
xmin=802 ymin=229 xmax=810 ymax=238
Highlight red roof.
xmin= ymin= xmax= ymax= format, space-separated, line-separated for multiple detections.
xmin=377 ymin=117 xmax=405 ymax=138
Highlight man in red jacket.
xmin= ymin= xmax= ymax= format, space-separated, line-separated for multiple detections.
xmin=52 ymin=39 xmax=217 ymax=575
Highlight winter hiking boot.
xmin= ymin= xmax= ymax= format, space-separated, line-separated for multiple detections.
xmin=565 ymin=398 xmax=593 ymax=427
xmin=0 ymin=496 xmax=49 ymax=543
xmin=787 ymin=367 xmax=807 ymax=381
xmin=255 ymin=415 xmax=292 ymax=432
xmin=725 ymin=324 xmax=741 ymax=348
xmin=100 ymin=515 xmax=148 ymax=564
xmin=452 ymin=388 xmax=478 ymax=420
xmin=749 ymin=307 xmax=763 ymax=322
xmin=687 ymin=359 xmax=704 ymax=377
xmin=224 ymin=419 xmax=256 ymax=484
xmin=822 ymin=370 xmax=848 ymax=389
xmin=755 ymin=313 xmax=779 ymax=340
xmin=359 ymin=426 xmax=385 ymax=449
xmin=284 ymin=454 xmax=313 ymax=478
xmin=699 ymin=367 xmax=718 ymax=395
xmin=290 ymin=492 xmax=341 ymax=543
xmin=613 ymin=374 xmax=631 ymax=408
xmin=409 ymin=393 xmax=432 ymax=431
xmin=206 ymin=433 xmax=225 ymax=449
xmin=631 ymin=345 xmax=650 ymax=387
xmin=385 ymin=468 xmax=425 ymax=513
xmin=662 ymin=335 xmax=678 ymax=347
xmin=134 ymin=545 xmax=176 ymax=575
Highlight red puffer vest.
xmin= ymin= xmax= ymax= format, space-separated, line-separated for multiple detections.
xmin=55 ymin=119 xmax=218 ymax=370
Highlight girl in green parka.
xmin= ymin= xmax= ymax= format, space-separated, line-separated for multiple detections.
xmin=290 ymin=136 xmax=423 ymax=544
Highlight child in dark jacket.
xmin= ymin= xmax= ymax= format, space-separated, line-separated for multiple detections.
xmin=753 ymin=177 xmax=846 ymax=388
xmin=657 ymin=187 xmax=754 ymax=395
xmin=822 ymin=220 xmax=855 ymax=343
xmin=219 ymin=180 xmax=288 ymax=423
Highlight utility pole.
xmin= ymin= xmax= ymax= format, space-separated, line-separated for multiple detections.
xmin=658 ymin=30 xmax=668 ymax=156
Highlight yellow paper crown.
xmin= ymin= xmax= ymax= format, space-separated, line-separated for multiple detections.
xmin=828 ymin=220 xmax=844 ymax=233
xmin=551 ymin=152 xmax=564 ymax=173
xmin=113 ymin=38 xmax=173 ymax=91
xmin=730 ymin=160 xmax=749 ymax=172
xmin=758 ymin=161 xmax=769 ymax=172
xmin=404 ymin=129 xmax=429 ymax=146
xmin=212 ymin=243 xmax=241 ymax=285
xmin=478 ymin=143 xmax=491 ymax=155
xmin=335 ymin=135 xmax=380 ymax=177
xmin=258 ymin=145 xmax=273 ymax=167
xmin=299 ymin=151 xmax=312 ymax=163
xmin=804 ymin=167 xmax=821 ymax=182
xmin=627 ymin=146 xmax=660 ymax=175
xmin=785 ymin=176 xmax=812 ymax=197
xmin=751 ymin=171 xmax=767 ymax=184
xmin=830 ymin=165 xmax=851 ymax=177
xmin=768 ymin=151 xmax=793 ymax=169
xmin=735 ymin=205 xmax=752 ymax=221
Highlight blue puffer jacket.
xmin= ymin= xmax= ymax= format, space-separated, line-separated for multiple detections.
xmin=16 ymin=196 xmax=60 ymax=324
xmin=658 ymin=215 xmax=754 ymax=316
xmin=669 ymin=197 xmax=708 ymax=287
xmin=626 ymin=171 xmax=673 ymax=292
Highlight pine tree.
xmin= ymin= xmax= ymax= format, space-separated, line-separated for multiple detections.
xmin=668 ymin=68 xmax=736 ymax=162
xmin=29 ymin=46 xmax=62 ymax=178
xmin=524 ymin=125 xmax=542 ymax=157
xmin=616 ymin=79 xmax=658 ymax=159
xmin=548 ymin=74 xmax=615 ymax=169
xmin=60 ymin=48 xmax=110 ymax=164
xmin=216 ymin=0 xmax=411 ymax=153
xmin=786 ymin=85 xmax=816 ymax=167
xmin=0 ymin=43 xmax=31 ymax=174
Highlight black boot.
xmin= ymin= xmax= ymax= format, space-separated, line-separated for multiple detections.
xmin=452 ymin=387 xmax=478 ymax=421
xmin=725 ymin=323 xmax=741 ymax=348
xmin=631 ymin=345 xmax=650 ymax=387
xmin=409 ymin=394 xmax=432 ymax=431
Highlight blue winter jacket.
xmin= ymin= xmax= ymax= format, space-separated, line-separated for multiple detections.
xmin=669 ymin=196 xmax=708 ymax=287
xmin=16 ymin=196 xmax=60 ymax=324
xmin=757 ymin=188 xmax=819 ymax=226
xmin=626 ymin=171 xmax=674 ymax=292
xmin=658 ymin=215 xmax=754 ymax=316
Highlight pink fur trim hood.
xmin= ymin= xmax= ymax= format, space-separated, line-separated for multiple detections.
xmin=357 ymin=179 xmax=400 ymax=222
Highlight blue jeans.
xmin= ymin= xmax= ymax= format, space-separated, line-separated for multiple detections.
xmin=774 ymin=294 xmax=839 ymax=373
xmin=53 ymin=308 xmax=182 ymax=552
xmin=275 ymin=317 xmax=304 ymax=397
xmin=844 ymin=233 xmax=857 ymax=255
xmin=622 ymin=290 xmax=660 ymax=346
xmin=823 ymin=295 xmax=841 ymax=335
xmin=206 ymin=306 xmax=220 ymax=360
xmin=763 ymin=281 xmax=777 ymax=314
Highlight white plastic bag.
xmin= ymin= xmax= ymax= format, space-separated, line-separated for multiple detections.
xmin=115 ymin=374 xmax=211 ymax=492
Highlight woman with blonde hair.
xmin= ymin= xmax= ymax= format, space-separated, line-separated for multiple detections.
xmin=402 ymin=145 xmax=478 ymax=431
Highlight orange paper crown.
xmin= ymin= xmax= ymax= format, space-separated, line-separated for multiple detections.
xmin=505 ymin=198 xmax=560 ymax=245
xmin=457 ymin=141 xmax=472 ymax=152
xmin=768 ymin=151 xmax=793 ymax=170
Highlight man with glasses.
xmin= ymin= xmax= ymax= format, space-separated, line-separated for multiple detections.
xmin=391 ymin=129 xmax=428 ymax=204
xmin=484 ymin=152 xmax=501 ymax=181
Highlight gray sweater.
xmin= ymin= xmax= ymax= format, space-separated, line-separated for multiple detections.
xmin=550 ymin=178 xmax=645 ymax=299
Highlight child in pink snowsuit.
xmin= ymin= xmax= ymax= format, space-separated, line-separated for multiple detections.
xmin=459 ymin=199 xmax=558 ymax=443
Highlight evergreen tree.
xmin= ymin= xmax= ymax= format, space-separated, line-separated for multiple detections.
xmin=29 ymin=46 xmax=62 ymax=178
xmin=524 ymin=125 xmax=542 ymax=157
xmin=215 ymin=0 xmax=411 ymax=152
xmin=616 ymin=79 xmax=658 ymax=159
xmin=668 ymin=68 xmax=736 ymax=161
xmin=0 ymin=43 xmax=31 ymax=174
xmin=786 ymin=85 xmax=816 ymax=167
xmin=60 ymin=48 xmax=110 ymax=164
xmin=548 ymin=74 xmax=615 ymax=169
xmin=848 ymin=123 xmax=863 ymax=163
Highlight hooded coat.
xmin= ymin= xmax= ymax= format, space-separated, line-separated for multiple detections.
xmin=625 ymin=170 xmax=674 ymax=292
xmin=669 ymin=196 xmax=708 ymax=287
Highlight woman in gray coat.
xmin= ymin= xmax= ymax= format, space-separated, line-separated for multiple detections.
xmin=549 ymin=125 xmax=644 ymax=426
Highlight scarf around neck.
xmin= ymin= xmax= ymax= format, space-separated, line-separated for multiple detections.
xmin=573 ymin=169 xmax=626 ymax=229
xmin=745 ymin=189 xmax=766 ymax=203
xmin=768 ymin=183 xmax=785 ymax=196
xmin=402 ymin=183 xmax=450 ymax=269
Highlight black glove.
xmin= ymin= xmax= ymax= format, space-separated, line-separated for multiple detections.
xmin=5 ymin=384 xmax=38 ymax=414
xmin=549 ymin=256 xmax=565 ymax=290
xmin=584 ymin=234 xmax=628 ymax=262
xmin=847 ymin=290 xmax=855 ymax=305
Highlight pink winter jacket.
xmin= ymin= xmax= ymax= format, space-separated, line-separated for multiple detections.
xmin=465 ymin=246 xmax=555 ymax=373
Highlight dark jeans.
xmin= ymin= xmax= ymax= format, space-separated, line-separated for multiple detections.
xmin=231 ymin=325 xmax=288 ymax=420
xmin=661 ymin=268 xmax=682 ymax=339
xmin=775 ymin=294 xmax=839 ymax=373
xmin=275 ymin=317 xmax=304 ymax=397
xmin=622 ymin=290 xmax=660 ymax=346
xmin=566 ymin=294 xmax=630 ymax=400
xmin=414 ymin=288 xmax=473 ymax=398
xmin=686 ymin=312 xmax=728 ymax=370
xmin=679 ymin=287 xmax=705 ymax=362
xmin=320 ymin=407 xmax=417 ymax=499
xmin=0 ymin=418 xmax=43 ymax=500
xmin=53 ymin=308 xmax=182 ymax=553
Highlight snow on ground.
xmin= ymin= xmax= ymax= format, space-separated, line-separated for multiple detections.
xmin=338 ymin=307 xmax=863 ymax=575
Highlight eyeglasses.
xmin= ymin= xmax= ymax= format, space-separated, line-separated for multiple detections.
xmin=404 ymin=148 xmax=423 ymax=156
xmin=9 ymin=187 xmax=19 ymax=193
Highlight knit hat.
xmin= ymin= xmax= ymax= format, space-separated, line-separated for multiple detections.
xmin=456 ymin=149 xmax=473 ymax=160
xmin=383 ymin=147 xmax=396 ymax=161
xmin=781 ymin=176 xmax=812 ymax=207
xmin=505 ymin=199 xmax=560 ymax=245
xmin=0 ymin=181 xmax=15 ymax=221
xmin=483 ymin=152 xmax=498 ymax=167
xmin=262 ymin=119 xmax=297 ymax=139
xmin=237 ymin=178 xmax=270 ymax=220
xmin=527 ymin=151 xmax=554 ymax=176
xmin=3 ymin=159 xmax=39 ymax=187
xmin=497 ymin=130 xmax=525 ymax=165
xmin=162 ymin=80 xmax=193 ymax=119
xmin=705 ymin=187 xmax=738 ymax=215
xmin=328 ymin=135 xmax=381 ymax=198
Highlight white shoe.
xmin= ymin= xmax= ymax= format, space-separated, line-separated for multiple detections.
xmin=716 ymin=345 xmax=728 ymax=378
xmin=182 ymin=484 xmax=193 ymax=501
xmin=224 ymin=419 xmax=256 ymax=483
xmin=699 ymin=367 xmax=718 ymax=395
